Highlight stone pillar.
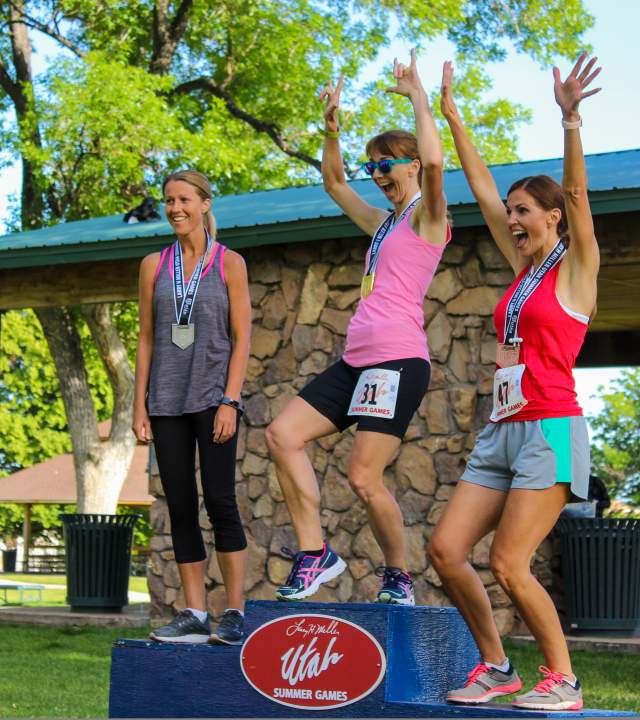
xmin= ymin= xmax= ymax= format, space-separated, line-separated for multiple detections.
xmin=148 ymin=232 xmax=555 ymax=634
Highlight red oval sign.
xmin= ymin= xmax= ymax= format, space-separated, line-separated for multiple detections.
xmin=240 ymin=613 xmax=386 ymax=709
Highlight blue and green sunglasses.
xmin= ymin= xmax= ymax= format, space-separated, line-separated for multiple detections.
xmin=361 ymin=158 xmax=414 ymax=176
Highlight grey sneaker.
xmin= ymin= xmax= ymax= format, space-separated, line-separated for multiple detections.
xmin=447 ymin=662 xmax=522 ymax=704
xmin=149 ymin=609 xmax=210 ymax=644
xmin=209 ymin=609 xmax=245 ymax=646
xmin=512 ymin=666 xmax=583 ymax=711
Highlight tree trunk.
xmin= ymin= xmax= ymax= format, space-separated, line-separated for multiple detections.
xmin=7 ymin=0 xmax=45 ymax=228
xmin=6 ymin=8 xmax=137 ymax=515
xmin=36 ymin=306 xmax=136 ymax=514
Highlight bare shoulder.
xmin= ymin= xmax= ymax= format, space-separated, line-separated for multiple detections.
xmin=412 ymin=204 xmax=448 ymax=246
xmin=139 ymin=251 xmax=162 ymax=280
xmin=222 ymin=248 xmax=248 ymax=283
xmin=222 ymin=248 xmax=246 ymax=266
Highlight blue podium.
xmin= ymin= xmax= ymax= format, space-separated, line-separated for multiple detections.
xmin=109 ymin=600 xmax=636 ymax=718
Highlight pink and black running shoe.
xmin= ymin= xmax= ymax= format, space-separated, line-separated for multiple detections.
xmin=375 ymin=566 xmax=415 ymax=605
xmin=276 ymin=544 xmax=346 ymax=601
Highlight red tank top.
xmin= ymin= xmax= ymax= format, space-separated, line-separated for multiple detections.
xmin=493 ymin=263 xmax=587 ymax=422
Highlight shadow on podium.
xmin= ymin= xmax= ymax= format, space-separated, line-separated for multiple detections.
xmin=109 ymin=600 xmax=637 ymax=719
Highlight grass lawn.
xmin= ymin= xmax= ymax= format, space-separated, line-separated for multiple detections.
xmin=0 ymin=626 xmax=637 ymax=718
xmin=0 ymin=574 xmax=148 ymax=607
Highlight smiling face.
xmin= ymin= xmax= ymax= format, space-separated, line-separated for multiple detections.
xmin=163 ymin=180 xmax=211 ymax=237
xmin=368 ymin=150 xmax=421 ymax=208
xmin=506 ymin=187 xmax=562 ymax=259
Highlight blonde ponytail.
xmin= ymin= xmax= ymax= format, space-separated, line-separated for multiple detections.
xmin=203 ymin=208 xmax=216 ymax=239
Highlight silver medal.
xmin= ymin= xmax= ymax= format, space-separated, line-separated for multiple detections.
xmin=171 ymin=323 xmax=195 ymax=349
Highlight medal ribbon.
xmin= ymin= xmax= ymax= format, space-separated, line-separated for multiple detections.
xmin=172 ymin=230 xmax=213 ymax=326
xmin=365 ymin=192 xmax=421 ymax=277
xmin=503 ymin=238 xmax=567 ymax=344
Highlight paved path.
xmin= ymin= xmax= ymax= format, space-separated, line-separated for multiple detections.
xmin=0 ymin=579 xmax=149 ymax=602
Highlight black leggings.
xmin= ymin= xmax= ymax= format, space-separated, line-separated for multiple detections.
xmin=150 ymin=407 xmax=247 ymax=562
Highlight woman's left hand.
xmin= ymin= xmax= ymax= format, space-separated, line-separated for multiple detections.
xmin=213 ymin=404 xmax=237 ymax=444
xmin=386 ymin=48 xmax=424 ymax=101
xmin=553 ymin=52 xmax=602 ymax=120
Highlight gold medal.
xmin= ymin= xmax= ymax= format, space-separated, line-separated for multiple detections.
xmin=361 ymin=272 xmax=375 ymax=298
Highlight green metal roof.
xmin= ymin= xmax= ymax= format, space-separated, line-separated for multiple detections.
xmin=1 ymin=148 xmax=639 ymax=269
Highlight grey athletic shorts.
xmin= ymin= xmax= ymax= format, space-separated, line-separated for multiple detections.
xmin=461 ymin=416 xmax=589 ymax=499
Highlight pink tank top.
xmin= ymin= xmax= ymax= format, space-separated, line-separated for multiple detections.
xmin=342 ymin=212 xmax=451 ymax=367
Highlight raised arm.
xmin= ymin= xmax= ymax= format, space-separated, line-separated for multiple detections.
xmin=319 ymin=76 xmax=388 ymax=236
xmin=386 ymin=49 xmax=447 ymax=244
xmin=553 ymin=52 xmax=602 ymax=281
xmin=440 ymin=62 xmax=524 ymax=274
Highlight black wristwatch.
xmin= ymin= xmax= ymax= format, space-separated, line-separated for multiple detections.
xmin=221 ymin=396 xmax=244 ymax=414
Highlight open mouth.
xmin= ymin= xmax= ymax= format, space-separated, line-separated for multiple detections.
xmin=377 ymin=180 xmax=394 ymax=195
xmin=512 ymin=230 xmax=529 ymax=249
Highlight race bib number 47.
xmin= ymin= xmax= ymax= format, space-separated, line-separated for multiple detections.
xmin=348 ymin=368 xmax=400 ymax=419
xmin=490 ymin=364 xmax=528 ymax=422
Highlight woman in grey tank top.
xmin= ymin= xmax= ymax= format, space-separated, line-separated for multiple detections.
xmin=133 ymin=170 xmax=252 ymax=645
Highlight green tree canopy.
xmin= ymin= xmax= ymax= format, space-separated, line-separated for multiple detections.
xmin=3 ymin=0 xmax=594 ymax=225
xmin=591 ymin=369 xmax=640 ymax=506
xmin=0 ymin=0 xmax=594 ymax=512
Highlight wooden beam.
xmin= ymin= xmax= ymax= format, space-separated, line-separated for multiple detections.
xmin=0 ymin=259 xmax=140 ymax=309
xmin=1 ymin=239 xmax=640 ymax=334
xmin=578 ymin=330 xmax=640 ymax=367
xmin=590 ymin=263 xmax=640 ymax=332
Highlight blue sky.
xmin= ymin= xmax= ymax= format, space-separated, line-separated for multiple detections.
xmin=0 ymin=0 xmax=637 ymax=420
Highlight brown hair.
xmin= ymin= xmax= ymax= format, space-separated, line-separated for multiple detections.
xmin=365 ymin=130 xmax=422 ymax=184
xmin=162 ymin=170 xmax=216 ymax=239
xmin=507 ymin=175 xmax=568 ymax=240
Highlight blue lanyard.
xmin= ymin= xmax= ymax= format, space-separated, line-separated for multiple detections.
xmin=365 ymin=193 xmax=421 ymax=276
xmin=172 ymin=230 xmax=213 ymax=325
xmin=503 ymin=238 xmax=566 ymax=344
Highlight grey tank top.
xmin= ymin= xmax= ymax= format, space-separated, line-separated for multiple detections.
xmin=147 ymin=242 xmax=231 ymax=416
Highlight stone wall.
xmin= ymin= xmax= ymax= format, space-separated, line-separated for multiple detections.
xmin=148 ymin=228 xmax=554 ymax=634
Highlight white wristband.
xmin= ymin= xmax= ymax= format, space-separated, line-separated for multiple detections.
xmin=562 ymin=116 xmax=582 ymax=130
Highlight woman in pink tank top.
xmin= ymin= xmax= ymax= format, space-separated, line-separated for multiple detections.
xmin=266 ymin=51 xmax=449 ymax=606
xmin=430 ymin=55 xmax=602 ymax=710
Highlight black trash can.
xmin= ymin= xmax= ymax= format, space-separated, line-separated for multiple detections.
xmin=557 ymin=518 xmax=640 ymax=634
xmin=60 ymin=514 xmax=139 ymax=613
xmin=2 ymin=548 xmax=17 ymax=573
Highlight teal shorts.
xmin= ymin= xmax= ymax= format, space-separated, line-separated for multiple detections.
xmin=461 ymin=416 xmax=589 ymax=499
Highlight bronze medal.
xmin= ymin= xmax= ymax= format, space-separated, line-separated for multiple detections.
xmin=496 ymin=342 xmax=520 ymax=368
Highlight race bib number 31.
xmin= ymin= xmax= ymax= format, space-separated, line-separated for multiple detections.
xmin=348 ymin=368 xmax=400 ymax=419
xmin=490 ymin=364 xmax=528 ymax=422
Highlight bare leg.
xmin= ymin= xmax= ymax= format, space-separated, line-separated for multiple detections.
xmin=429 ymin=480 xmax=508 ymax=664
xmin=491 ymin=484 xmax=572 ymax=675
xmin=178 ymin=559 xmax=207 ymax=611
xmin=266 ymin=397 xmax=338 ymax=550
xmin=348 ymin=431 xmax=405 ymax=568
xmin=216 ymin=548 xmax=248 ymax=610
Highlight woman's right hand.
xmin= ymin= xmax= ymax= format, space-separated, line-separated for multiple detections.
xmin=440 ymin=61 xmax=459 ymax=120
xmin=319 ymin=75 xmax=343 ymax=133
xmin=132 ymin=407 xmax=153 ymax=444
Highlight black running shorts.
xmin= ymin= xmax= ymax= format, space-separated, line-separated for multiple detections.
xmin=298 ymin=357 xmax=430 ymax=438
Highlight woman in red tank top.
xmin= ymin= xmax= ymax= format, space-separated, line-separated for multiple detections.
xmin=429 ymin=54 xmax=602 ymax=711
